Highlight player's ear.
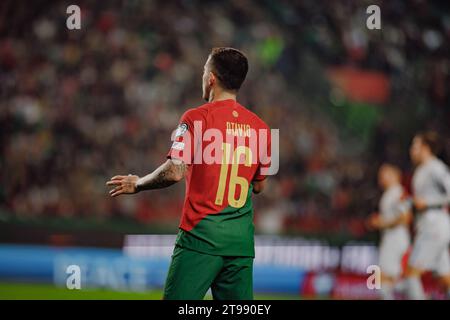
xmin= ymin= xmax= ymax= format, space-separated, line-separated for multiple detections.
xmin=209 ymin=72 xmax=215 ymax=86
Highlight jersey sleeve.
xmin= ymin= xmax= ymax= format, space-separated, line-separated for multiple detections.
xmin=167 ymin=109 xmax=201 ymax=164
xmin=427 ymin=162 xmax=450 ymax=207
xmin=253 ymin=124 xmax=271 ymax=182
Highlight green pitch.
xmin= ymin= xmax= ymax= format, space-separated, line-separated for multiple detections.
xmin=0 ymin=282 xmax=300 ymax=300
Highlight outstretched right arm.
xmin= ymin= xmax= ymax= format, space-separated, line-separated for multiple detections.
xmin=106 ymin=159 xmax=186 ymax=197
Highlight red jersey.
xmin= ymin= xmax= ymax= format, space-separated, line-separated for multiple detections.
xmin=167 ymin=99 xmax=271 ymax=257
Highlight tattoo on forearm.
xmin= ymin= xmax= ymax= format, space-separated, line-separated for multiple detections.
xmin=173 ymin=161 xmax=187 ymax=179
xmin=137 ymin=160 xmax=186 ymax=191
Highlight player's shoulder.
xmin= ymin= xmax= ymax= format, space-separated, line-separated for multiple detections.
xmin=431 ymin=157 xmax=449 ymax=172
xmin=181 ymin=104 xmax=209 ymax=120
xmin=237 ymin=103 xmax=270 ymax=129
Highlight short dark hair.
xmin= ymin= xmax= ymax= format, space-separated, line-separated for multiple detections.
xmin=209 ymin=47 xmax=248 ymax=91
xmin=416 ymin=131 xmax=441 ymax=155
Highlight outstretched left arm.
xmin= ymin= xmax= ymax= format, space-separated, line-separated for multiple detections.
xmin=106 ymin=159 xmax=187 ymax=197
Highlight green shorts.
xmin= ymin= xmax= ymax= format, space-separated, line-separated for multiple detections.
xmin=163 ymin=246 xmax=254 ymax=300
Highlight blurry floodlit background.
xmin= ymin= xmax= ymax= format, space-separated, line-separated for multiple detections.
xmin=0 ymin=0 xmax=449 ymax=299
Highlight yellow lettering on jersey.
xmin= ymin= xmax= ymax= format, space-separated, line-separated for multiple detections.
xmin=226 ymin=122 xmax=251 ymax=137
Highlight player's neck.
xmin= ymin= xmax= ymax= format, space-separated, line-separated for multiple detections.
xmin=385 ymin=182 xmax=400 ymax=190
xmin=420 ymin=153 xmax=434 ymax=165
xmin=209 ymin=88 xmax=236 ymax=103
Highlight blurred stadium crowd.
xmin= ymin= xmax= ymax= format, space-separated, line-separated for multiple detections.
xmin=1 ymin=0 xmax=449 ymax=238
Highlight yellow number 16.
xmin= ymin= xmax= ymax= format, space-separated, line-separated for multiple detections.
xmin=215 ymin=143 xmax=252 ymax=208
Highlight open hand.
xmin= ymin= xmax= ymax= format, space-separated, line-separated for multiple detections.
xmin=106 ymin=175 xmax=139 ymax=197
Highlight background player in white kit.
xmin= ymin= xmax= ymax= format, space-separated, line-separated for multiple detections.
xmin=405 ymin=131 xmax=450 ymax=300
xmin=367 ymin=164 xmax=411 ymax=300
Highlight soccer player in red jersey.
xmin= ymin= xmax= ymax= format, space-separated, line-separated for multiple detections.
xmin=106 ymin=47 xmax=272 ymax=299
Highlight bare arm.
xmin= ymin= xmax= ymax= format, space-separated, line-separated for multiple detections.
xmin=136 ymin=159 xmax=186 ymax=191
xmin=106 ymin=159 xmax=186 ymax=197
